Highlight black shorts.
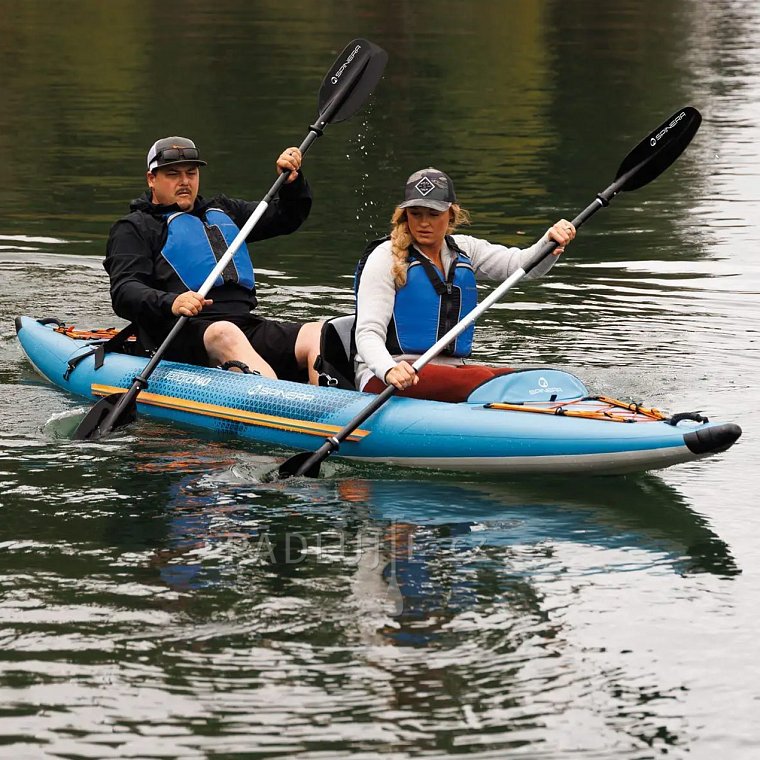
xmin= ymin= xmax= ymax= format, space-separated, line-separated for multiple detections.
xmin=163 ymin=314 xmax=306 ymax=382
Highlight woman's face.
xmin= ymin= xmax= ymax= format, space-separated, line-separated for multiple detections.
xmin=406 ymin=206 xmax=450 ymax=249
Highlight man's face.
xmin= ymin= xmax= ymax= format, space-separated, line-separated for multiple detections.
xmin=147 ymin=163 xmax=200 ymax=210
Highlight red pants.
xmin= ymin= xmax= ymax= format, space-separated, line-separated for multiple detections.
xmin=363 ymin=364 xmax=513 ymax=403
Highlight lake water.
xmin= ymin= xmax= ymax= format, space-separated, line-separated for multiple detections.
xmin=1 ymin=1 xmax=759 ymax=757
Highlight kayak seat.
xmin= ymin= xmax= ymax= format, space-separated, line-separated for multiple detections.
xmin=363 ymin=364 xmax=514 ymax=402
xmin=314 ymin=315 xmax=355 ymax=390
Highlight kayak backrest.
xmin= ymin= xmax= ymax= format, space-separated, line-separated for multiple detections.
xmin=467 ymin=368 xmax=589 ymax=404
xmin=314 ymin=315 xmax=356 ymax=389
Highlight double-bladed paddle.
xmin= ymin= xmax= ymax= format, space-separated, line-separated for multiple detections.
xmin=278 ymin=106 xmax=703 ymax=478
xmin=73 ymin=38 xmax=388 ymax=442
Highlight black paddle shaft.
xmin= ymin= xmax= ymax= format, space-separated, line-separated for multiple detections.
xmin=279 ymin=384 xmax=395 ymax=477
xmin=72 ymin=39 xmax=388 ymax=442
xmin=278 ymin=106 xmax=702 ymax=478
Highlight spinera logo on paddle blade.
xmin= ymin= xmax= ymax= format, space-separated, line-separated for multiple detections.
xmin=316 ymin=38 xmax=387 ymax=126
xmin=612 ymin=106 xmax=701 ymax=194
xmin=649 ymin=110 xmax=687 ymax=147
xmin=331 ymin=44 xmax=362 ymax=84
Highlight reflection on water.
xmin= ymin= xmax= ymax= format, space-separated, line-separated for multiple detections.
xmin=0 ymin=428 xmax=742 ymax=754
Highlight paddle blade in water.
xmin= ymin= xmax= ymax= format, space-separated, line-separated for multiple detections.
xmin=317 ymin=38 xmax=388 ymax=125
xmin=72 ymin=392 xmax=136 ymax=441
xmin=615 ymin=106 xmax=702 ymax=191
xmin=277 ymin=450 xmax=324 ymax=479
xmin=278 ymin=382 xmax=395 ymax=479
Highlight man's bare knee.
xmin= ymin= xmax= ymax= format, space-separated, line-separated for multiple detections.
xmin=203 ymin=320 xmax=278 ymax=379
xmin=295 ymin=321 xmax=324 ymax=384
xmin=203 ymin=321 xmax=245 ymax=359
xmin=295 ymin=321 xmax=323 ymax=364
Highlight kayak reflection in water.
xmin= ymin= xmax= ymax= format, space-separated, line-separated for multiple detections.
xmin=353 ymin=167 xmax=576 ymax=402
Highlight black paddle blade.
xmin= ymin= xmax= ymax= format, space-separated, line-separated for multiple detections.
xmin=277 ymin=450 xmax=324 ymax=479
xmin=615 ymin=106 xmax=702 ymax=192
xmin=317 ymin=38 xmax=388 ymax=125
xmin=278 ymin=385 xmax=395 ymax=479
xmin=72 ymin=392 xmax=136 ymax=441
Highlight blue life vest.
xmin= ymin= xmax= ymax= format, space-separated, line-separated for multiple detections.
xmin=160 ymin=208 xmax=255 ymax=293
xmin=356 ymin=235 xmax=478 ymax=357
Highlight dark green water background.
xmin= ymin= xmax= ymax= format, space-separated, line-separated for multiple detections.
xmin=1 ymin=1 xmax=759 ymax=757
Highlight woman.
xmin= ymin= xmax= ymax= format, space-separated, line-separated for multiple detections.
xmin=353 ymin=167 xmax=576 ymax=402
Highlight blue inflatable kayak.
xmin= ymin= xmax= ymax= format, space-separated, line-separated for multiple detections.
xmin=15 ymin=316 xmax=742 ymax=475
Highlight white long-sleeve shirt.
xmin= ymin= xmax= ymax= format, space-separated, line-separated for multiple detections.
xmin=354 ymin=231 xmax=559 ymax=389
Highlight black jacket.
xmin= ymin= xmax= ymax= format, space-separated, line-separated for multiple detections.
xmin=103 ymin=174 xmax=312 ymax=343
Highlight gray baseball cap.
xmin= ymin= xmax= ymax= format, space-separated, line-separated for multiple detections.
xmin=147 ymin=136 xmax=207 ymax=172
xmin=398 ymin=167 xmax=457 ymax=211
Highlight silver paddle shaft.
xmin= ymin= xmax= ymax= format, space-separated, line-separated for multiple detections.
xmin=193 ymin=55 xmax=375 ymax=299
xmin=195 ymin=200 xmax=270 ymax=298
xmin=194 ymin=128 xmax=322 ymax=298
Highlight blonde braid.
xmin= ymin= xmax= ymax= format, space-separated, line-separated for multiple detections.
xmin=389 ymin=207 xmax=412 ymax=288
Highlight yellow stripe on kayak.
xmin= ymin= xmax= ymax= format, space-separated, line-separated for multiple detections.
xmin=91 ymin=383 xmax=370 ymax=441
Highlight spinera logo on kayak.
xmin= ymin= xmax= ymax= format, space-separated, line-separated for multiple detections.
xmin=650 ymin=111 xmax=686 ymax=147
xmin=247 ymin=386 xmax=316 ymax=403
xmin=529 ymin=376 xmax=564 ymax=396
xmin=165 ymin=369 xmax=212 ymax=388
xmin=331 ymin=44 xmax=362 ymax=84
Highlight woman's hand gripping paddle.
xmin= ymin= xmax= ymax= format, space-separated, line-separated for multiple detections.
xmin=277 ymin=106 xmax=702 ymax=478
xmin=72 ymin=39 xmax=388 ymax=442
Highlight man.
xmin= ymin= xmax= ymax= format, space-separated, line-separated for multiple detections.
xmin=103 ymin=136 xmax=321 ymax=382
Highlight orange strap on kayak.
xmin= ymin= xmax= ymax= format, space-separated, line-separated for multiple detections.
xmin=594 ymin=395 xmax=668 ymax=420
xmin=486 ymin=395 xmax=669 ymax=423
xmin=56 ymin=322 xmax=143 ymax=381
xmin=54 ymin=325 xmax=136 ymax=341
